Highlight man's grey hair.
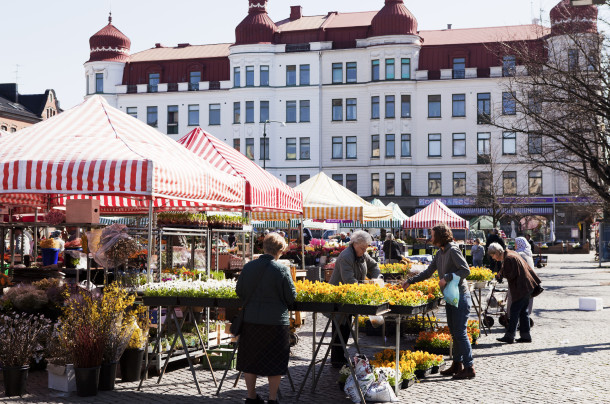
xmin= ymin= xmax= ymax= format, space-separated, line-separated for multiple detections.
xmin=386 ymin=233 xmax=395 ymax=240
xmin=487 ymin=242 xmax=504 ymax=256
xmin=350 ymin=230 xmax=372 ymax=247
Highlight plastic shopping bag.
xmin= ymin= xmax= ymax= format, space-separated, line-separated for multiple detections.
xmin=344 ymin=355 xmax=375 ymax=403
xmin=443 ymin=273 xmax=460 ymax=307
xmin=365 ymin=369 xmax=398 ymax=402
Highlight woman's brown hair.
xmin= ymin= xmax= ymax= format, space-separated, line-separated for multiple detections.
xmin=432 ymin=223 xmax=454 ymax=246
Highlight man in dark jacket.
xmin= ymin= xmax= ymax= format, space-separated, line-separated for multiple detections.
xmin=382 ymin=234 xmax=403 ymax=263
xmin=489 ymin=243 xmax=540 ymax=344
xmin=485 ymin=228 xmax=505 ymax=271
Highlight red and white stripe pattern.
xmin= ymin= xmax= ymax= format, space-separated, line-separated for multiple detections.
xmin=0 ymin=96 xmax=245 ymax=210
xmin=403 ymin=199 xmax=469 ymax=229
xmin=178 ymin=128 xmax=302 ymax=214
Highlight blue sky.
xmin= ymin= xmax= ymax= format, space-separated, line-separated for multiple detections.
xmin=0 ymin=0 xmax=571 ymax=109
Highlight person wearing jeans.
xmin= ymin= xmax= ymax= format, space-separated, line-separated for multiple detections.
xmin=402 ymin=223 xmax=475 ymax=380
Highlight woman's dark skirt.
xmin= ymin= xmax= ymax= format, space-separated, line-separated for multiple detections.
xmin=236 ymin=322 xmax=290 ymax=376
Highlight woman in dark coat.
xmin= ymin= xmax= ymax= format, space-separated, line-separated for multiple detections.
xmin=382 ymin=233 xmax=403 ymax=263
xmin=236 ymin=233 xmax=297 ymax=404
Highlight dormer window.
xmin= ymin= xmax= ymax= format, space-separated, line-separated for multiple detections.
xmin=452 ymin=58 xmax=465 ymax=79
xmin=95 ymin=73 xmax=104 ymax=94
xmin=503 ymin=55 xmax=516 ymax=77
xmin=148 ymin=73 xmax=160 ymax=93
xmin=189 ymin=71 xmax=201 ymax=91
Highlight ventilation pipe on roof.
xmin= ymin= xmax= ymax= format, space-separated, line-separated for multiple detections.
xmin=290 ymin=6 xmax=302 ymax=20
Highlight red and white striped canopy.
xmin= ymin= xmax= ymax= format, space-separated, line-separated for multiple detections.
xmin=178 ymin=128 xmax=302 ymax=214
xmin=404 ymin=199 xmax=469 ymax=229
xmin=0 ymin=96 xmax=245 ymax=211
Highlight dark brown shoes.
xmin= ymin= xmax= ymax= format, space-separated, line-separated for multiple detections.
xmin=452 ymin=366 xmax=476 ymax=380
xmin=440 ymin=361 xmax=463 ymax=376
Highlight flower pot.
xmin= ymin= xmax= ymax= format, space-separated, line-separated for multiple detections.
xmin=64 ymin=247 xmax=83 ymax=269
xmin=41 ymin=248 xmax=60 ymax=266
xmin=3 ymin=366 xmax=29 ymax=397
xmin=119 ymin=348 xmax=144 ymax=382
xmin=400 ymin=378 xmax=415 ymax=389
xmin=98 ymin=362 xmax=118 ymax=391
xmin=74 ymin=366 xmax=100 ymax=397
xmin=338 ymin=381 xmax=345 ymax=391
xmin=414 ymin=368 xmax=431 ymax=379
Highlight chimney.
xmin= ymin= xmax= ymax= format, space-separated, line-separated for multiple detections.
xmin=0 ymin=84 xmax=18 ymax=103
xmin=290 ymin=5 xmax=302 ymax=20
xmin=177 ymin=43 xmax=190 ymax=48
xmin=447 ymin=24 xmax=452 ymax=30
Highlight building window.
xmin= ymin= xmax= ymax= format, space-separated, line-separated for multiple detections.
xmin=147 ymin=106 xmax=158 ymax=127
xmin=300 ymin=174 xmax=310 ymax=184
xmin=453 ymin=57 xmax=465 ymax=79
xmin=386 ymin=173 xmax=395 ymax=196
xmin=385 ymin=59 xmax=395 ymax=80
xmin=189 ymin=71 xmax=201 ymax=91
xmin=503 ymin=55 xmax=516 ymax=77
xmin=428 ymin=173 xmax=442 ymax=196
xmin=260 ymin=137 xmax=270 ymax=161
xmin=346 ymin=62 xmax=357 ymax=83
xmin=529 ymin=171 xmax=542 ymax=195
xmin=188 ymin=104 xmax=199 ymax=126
xmin=428 ymin=95 xmax=441 ymax=118
xmin=126 ymin=107 xmax=137 ymax=119
xmin=209 ymin=104 xmax=220 ymax=125
xmin=452 ymin=133 xmax=466 ymax=156
xmin=401 ymin=173 xmax=411 ymax=196
xmin=401 ymin=134 xmax=411 ymax=157
xmin=371 ymin=96 xmax=380 ymax=119
xmin=452 ymin=94 xmax=466 ymax=117
xmin=528 ymin=133 xmax=542 ymax=154
xmin=386 ymin=134 xmax=395 ymax=157
xmin=477 ymin=132 xmax=491 ymax=156
xmin=260 ymin=101 xmax=269 ymax=123
xmin=167 ymin=105 xmax=178 ymax=134
xmin=372 ymin=59 xmax=380 ymax=81
xmin=300 ymin=137 xmax=310 ymax=159
xmin=286 ymin=101 xmax=297 ymax=123
xmin=568 ymin=49 xmax=579 ymax=71
xmin=346 ymin=98 xmax=357 ymax=121
xmin=95 ymin=73 xmax=103 ymax=93
xmin=260 ymin=65 xmax=270 ymax=86
xmin=478 ymin=172 xmax=491 ymax=195
xmin=300 ymin=64 xmax=310 ymax=85
xmin=503 ymin=171 xmax=517 ymax=195
xmin=453 ymin=172 xmax=466 ymax=196
xmin=569 ymin=175 xmax=580 ymax=194
xmin=332 ymin=99 xmax=343 ymax=121
xmin=286 ymin=138 xmax=297 ymax=160
xmin=371 ymin=135 xmax=380 ymax=158
xmin=401 ymin=95 xmax=411 ymax=118
xmin=428 ymin=134 xmax=441 ymax=157
xmin=246 ymin=138 xmax=254 ymax=159
xmin=148 ymin=73 xmax=160 ymax=93
xmin=332 ymin=63 xmax=343 ymax=84
xmin=502 ymin=131 xmax=516 ymax=155
xmin=401 ymin=58 xmax=411 ymax=79
xmin=332 ymin=137 xmax=343 ymax=159
xmin=286 ymin=65 xmax=297 ymax=86
xmin=233 ymin=67 xmax=240 ymax=87
xmin=246 ymin=66 xmax=254 ymax=87
xmin=332 ymin=174 xmax=343 ymax=186
xmin=385 ymin=95 xmax=395 ymax=118
xmin=233 ymin=102 xmax=240 ymax=124
xmin=502 ymin=92 xmax=516 ymax=115
xmin=86 ymin=76 xmax=90 ymax=95
xmin=245 ymin=101 xmax=254 ymax=123
xmin=477 ymin=93 xmax=491 ymax=124
xmin=346 ymin=174 xmax=357 ymax=193
xmin=300 ymin=100 xmax=310 ymax=122
xmin=346 ymin=136 xmax=357 ymax=159
xmin=233 ymin=138 xmax=240 ymax=153
xmin=286 ymin=175 xmax=297 ymax=187
xmin=371 ymin=173 xmax=380 ymax=196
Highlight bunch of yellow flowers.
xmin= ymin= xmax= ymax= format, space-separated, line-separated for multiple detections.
xmin=466 ymin=266 xmax=495 ymax=281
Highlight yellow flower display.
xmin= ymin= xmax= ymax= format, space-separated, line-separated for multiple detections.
xmin=467 ymin=266 xmax=495 ymax=281
xmin=379 ymin=262 xmax=412 ymax=275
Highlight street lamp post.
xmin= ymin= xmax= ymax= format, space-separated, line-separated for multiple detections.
xmin=262 ymin=120 xmax=285 ymax=170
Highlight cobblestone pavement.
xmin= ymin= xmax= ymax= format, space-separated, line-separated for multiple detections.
xmin=1 ymin=253 xmax=609 ymax=404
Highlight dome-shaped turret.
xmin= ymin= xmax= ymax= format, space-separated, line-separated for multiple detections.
xmin=235 ymin=0 xmax=278 ymax=45
xmin=88 ymin=14 xmax=131 ymax=63
xmin=550 ymin=0 xmax=597 ymax=36
xmin=370 ymin=0 xmax=418 ymax=38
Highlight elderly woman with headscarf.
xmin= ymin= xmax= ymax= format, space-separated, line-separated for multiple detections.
xmin=328 ymin=230 xmax=381 ymax=367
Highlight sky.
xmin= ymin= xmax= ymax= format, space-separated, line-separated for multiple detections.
xmin=0 ymin=0 xmax=575 ymax=109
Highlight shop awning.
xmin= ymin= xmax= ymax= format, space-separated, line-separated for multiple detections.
xmin=405 ymin=199 xmax=469 ymax=229
xmin=420 ymin=207 xmax=554 ymax=215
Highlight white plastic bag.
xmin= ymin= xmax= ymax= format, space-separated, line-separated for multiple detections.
xmin=344 ymin=355 xmax=375 ymax=403
xmin=365 ymin=369 xmax=398 ymax=402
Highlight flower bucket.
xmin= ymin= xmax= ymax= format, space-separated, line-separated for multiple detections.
xmin=119 ymin=348 xmax=144 ymax=382
xmin=3 ymin=366 xmax=29 ymax=397
xmin=75 ymin=366 xmax=100 ymax=397
xmin=41 ymin=248 xmax=60 ymax=266
xmin=98 ymin=362 xmax=118 ymax=391
xmin=47 ymin=364 xmax=76 ymax=392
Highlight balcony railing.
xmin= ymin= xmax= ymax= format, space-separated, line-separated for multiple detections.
xmin=452 ymin=69 xmax=465 ymax=79
xmin=127 ymin=85 xmax=137 ymax=94
xmin=148 ymin=84 xmax=158 ymax=93
xmin=209 ymin=81 xmax=221 ymax=90
xmin=188 ymin=82 xmax=199 ymax=91
xmin=167 ymin=83 xmax=178 ymax=92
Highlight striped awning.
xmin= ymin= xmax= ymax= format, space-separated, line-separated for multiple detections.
xmin=416 ymin=207 xmax=554 ymax=215
xmin=405 ymin=199 xmax=469 ymax=229
xmin=0 ymin=96 xmax=245 ymax=212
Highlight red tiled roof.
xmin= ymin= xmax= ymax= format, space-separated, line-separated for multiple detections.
xmin=276 ymin=15 xmax=327 ymax=31
xmin=325 ymin=11 xmax=377 ymax=29
xmin=419 ymin=24 xmax=550 ymax=46
xmin=128 ymin=43 xmax=231 ymax=62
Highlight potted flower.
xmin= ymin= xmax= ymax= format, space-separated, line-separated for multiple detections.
xmin=0 ymin=313 xmax=51 ymax=396
xmin=46 ymin=324 xmax=76 ymax=392
xmin=40 ymin=238 xmax=61 ymax=266
xmin=119 ymin=305 xmax=149 ymax=383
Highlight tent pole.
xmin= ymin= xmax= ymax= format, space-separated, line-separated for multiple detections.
xmin=300 ymin=215 xmax=305 ymax=270
xmin=33 ymin=209 xmax=39 ymax=263
xmin=147 ymin=203 xmax=154 ymax=284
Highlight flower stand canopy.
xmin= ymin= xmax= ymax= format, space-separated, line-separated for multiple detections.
xmin=178 ymin=128 xmax=302 ymax=214
xmin=404 ymin=199 xmax=469 ymax=229
xmin=0 ymin=96 xmax=245 ymax=211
